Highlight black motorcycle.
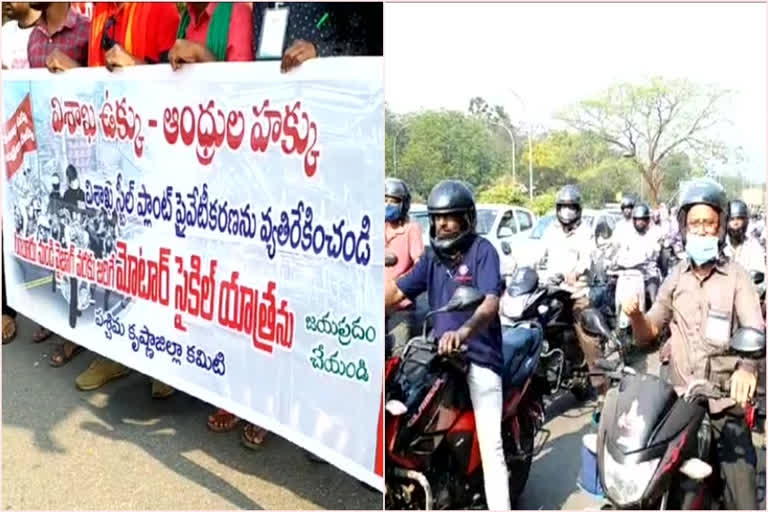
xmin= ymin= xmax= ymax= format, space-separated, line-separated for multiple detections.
xmin=594 ymin=328 xmax=765 ymax=509
xmin=500 ymin=266 xmax=618 ymax=401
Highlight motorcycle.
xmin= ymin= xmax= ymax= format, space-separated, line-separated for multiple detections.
xmin=594 ymin=328 xmax=765 ymax=509
xmin=499 ymin=265 xmax=616 ymax=402
xmin=385 ymin=286 xmax=546 ymax=509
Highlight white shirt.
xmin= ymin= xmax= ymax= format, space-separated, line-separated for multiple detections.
xmin=611 ymin=218 xmax=633 ymax=244
xmin=613 ymin=229 xmax=660 ymax=276
xmin=724 ymin=236 xmax=765 ymax=275
xmin=539 ymin=220 xmax=594 ymax=287
xmin=1 ymin=21 xmax=34 ymax=70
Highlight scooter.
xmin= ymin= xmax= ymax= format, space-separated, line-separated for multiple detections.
xmin=385 ymin=286 xmax=546 ymax=509
xmin=594 ymin=328 xmax=766 ymax=509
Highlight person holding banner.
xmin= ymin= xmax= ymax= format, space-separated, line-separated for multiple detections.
xmin=1 ymin=3 xmax=42 ymax=69
xmin=27 ymin=2 xmax=90 ymax=71
xmin=168 ymin=2 xmax=254 ymax=70
xmin=87 ymin=2 xmax=181 ymax=69
xmin=251 ymin=2 xmax=381 ymax=73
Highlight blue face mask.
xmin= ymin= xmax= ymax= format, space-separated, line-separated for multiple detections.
xmin=385 ymin=203 xmax=402 ymax=222
xmin=685 ymin=233 xmax=719 ymax=265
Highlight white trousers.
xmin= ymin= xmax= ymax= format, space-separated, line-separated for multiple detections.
xmin=468 ymin=363 xmax=510 ymax=510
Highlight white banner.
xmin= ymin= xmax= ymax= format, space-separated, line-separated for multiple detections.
xmin=1 ymin=59 xmax=384 ymax=489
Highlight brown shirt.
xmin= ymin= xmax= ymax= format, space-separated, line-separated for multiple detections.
xmin=647 ymin=257 xmax=764 ymax=411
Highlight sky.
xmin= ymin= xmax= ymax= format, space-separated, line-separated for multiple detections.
xmin=384 ymin=2 xmax=767 ymax=183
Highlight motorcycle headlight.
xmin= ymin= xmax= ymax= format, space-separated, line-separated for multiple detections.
xmin=502 ymin=294 xmax=528 ymax=319
xmin=602 ymin=448 xmax=659 ymax=506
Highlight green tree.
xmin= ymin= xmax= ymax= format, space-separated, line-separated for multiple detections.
xmin=527 ymin=191 xmax=556 ymax=216
xmin=395 ymin=110 xmax=504 ymax=198
xmin=476 ymin=175 xmax=526 ymax=205
xmin=558 ymin=77 xmax=730 ymax=206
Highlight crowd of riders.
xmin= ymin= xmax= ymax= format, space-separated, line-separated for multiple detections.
xmin=384 ymin=176 xmax=766 ymax=510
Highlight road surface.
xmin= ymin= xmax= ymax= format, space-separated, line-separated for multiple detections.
xmin=2 ymin=315 xmax=382 ymax=510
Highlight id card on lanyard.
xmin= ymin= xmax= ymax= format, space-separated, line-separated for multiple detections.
xmin=259 ymin=2 xmax=289 ymax=59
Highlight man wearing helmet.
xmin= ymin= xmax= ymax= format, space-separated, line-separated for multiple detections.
xmin=385 ymin=180 xmax=509 ymax=509
xmin=612 ymin=194 xmax=636 ymax=244
xmin=724 ymin=200 xmax=765 ymax=280
xmin=539 ymin=184 xmax=604 ymax=395
xmin=385 ymin=177 xmax=424 ymax=355
xmin=614 ymin=203 xmax=661 ymax=303
xmin=623 ymin=180 xmax=764 ymax=509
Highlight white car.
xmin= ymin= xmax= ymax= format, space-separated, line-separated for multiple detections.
xmin=512 ymin=209 xmax=619 ymax=268
xmin=409 ymin=203 xmax=537 ymax=266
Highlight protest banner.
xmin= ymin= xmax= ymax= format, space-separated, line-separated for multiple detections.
xmin=1 ymin=59 xmax=384 ymax=489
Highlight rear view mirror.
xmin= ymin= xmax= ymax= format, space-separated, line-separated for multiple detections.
xmin=750 ymin=271 xmax=764 ymax=285
xmin=385 ymin=252 xmax=398 ymax=268
xmin=729 ymin=327 xmax=766 ymax=358
xmin=438 ymin=286 xmax=485 ymax=314
xmin=501 ymin=241 xmax=512 ymax=255
xmin=579 ymin=308 xmax=613 ymax=340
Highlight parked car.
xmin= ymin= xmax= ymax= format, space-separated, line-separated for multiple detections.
xmin=511 ymin=209 xmax=618 ymax=268
xmin=409 ymin=203 xmax=536 ymax=268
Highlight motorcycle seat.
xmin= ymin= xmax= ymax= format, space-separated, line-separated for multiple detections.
xmin=501 ymin=324 xmax=543 ymax=389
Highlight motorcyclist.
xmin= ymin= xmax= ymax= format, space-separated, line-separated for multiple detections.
xmin=724 ymin=200 xmax=765 ymax=280
xmin=623 ymin=179 xmax=764 ymax=510
xmin=385 ymin=177 xmax=424 ymax=356
xmin=538 ymin=184 xmax=605 ymax=395
xmin=385 ymin=180 xmax=509 ymax=510
xmin=614 ymin=203 xmax=661 ymax=303
xmin=611 ymin=194 xmax=636 ymax=243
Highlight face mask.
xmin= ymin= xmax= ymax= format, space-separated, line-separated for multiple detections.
xmin=70 ymin=179 xmax=79 ymax=189
xmin=685 ymin=233 xmax=719 ymax=266
xmin=727 ymin=227 xmax=746 ymax=245
xmin=385 ymin=203 xmax=402 ymax=222
xmin=557 ymin=206 xmax=578 ymax=225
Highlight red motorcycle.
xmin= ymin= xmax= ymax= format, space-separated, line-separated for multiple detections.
xmin=384 ymin=286 xmax=547 ymax=510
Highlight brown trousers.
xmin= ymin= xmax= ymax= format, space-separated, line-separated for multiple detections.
xmin=572 ymin=295 xmax=605 ymax=390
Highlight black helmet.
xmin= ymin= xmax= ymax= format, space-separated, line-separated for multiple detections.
xmin=632 ymin=204 xmax=651 ymax=234
xmin=555 ymin=184 xmax=582 ymax=227
xmin=632 ymin=204 xmax=651 ymax=219
xmin=728 ymin=199 xmax=749 ymax=219
xmin=620 ymin=195 xmax=636 ymax=210
xmin=727 ymin=199 xmax=750 ymax=245
xmin=427 ymin=180 xmax=477 ymax=259
xmin=676 ymin=179 xmax=728 ymax=247
xmin=385 ymin=177 xmax=411 ymax=219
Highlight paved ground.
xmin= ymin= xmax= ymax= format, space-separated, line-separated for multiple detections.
xmin=519 ymin=350 xmax=766 ymax=510
xmin=2 ymin=315 xmax=382 ymax=510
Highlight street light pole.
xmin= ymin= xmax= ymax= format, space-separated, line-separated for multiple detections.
xmin=507 ymin=89 xmax=534 ymax=201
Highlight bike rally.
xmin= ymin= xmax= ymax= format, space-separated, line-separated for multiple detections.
xmin=383 ymin=177 xmax=767 ymax=510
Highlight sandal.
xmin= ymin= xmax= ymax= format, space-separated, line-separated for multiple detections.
xmin=207 ymin=409 xmax=241 ymax=433
xmin=49 ymin=341 xmax=84 ymax=367
xmin=241 ymin=423 xmax=269 ymax=449
xmin=33 ymin=327 xmax=53 ymax=343
xmin=2 ymin=315 xmax=16 ymax=345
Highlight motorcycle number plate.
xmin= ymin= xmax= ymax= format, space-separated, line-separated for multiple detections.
xmin=705 ymin=308 xmax=731 ymax=346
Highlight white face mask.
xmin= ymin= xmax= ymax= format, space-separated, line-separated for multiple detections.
xmin=70 ymin=179 xmax=79 ymax=189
